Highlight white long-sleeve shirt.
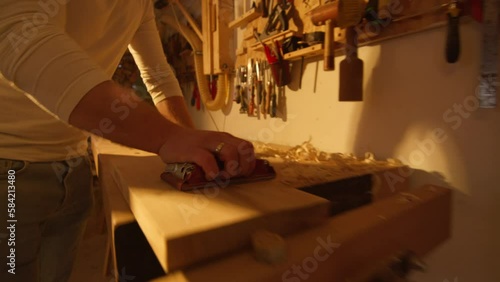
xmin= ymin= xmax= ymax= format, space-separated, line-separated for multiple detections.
xmin=0 ymin=0 xmax=182 ymax=161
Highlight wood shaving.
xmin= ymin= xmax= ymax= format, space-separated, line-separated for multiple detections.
xmin=254 ymin=140 xmax=405 ymax=188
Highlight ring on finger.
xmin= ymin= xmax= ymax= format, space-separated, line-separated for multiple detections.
xmin=214 ymin=142 xmax=225 ymax=154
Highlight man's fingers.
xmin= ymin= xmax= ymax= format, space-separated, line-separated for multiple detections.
xmin=209 ymin=135 xmax=256 ymax=177
xmin=236 ymin=140 xmax=255 ymax=176
xmin=215 ymin=143 xmax=240 ymax=177
xmin=192 ymin=149 xmax=220 ymax=180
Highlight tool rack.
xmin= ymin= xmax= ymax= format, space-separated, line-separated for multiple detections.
xmin=231 ymin=0 xmax=473 ymax=68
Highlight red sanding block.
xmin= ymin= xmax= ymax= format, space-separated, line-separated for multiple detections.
xmin=161 ymin=159 xmax=276 ymax=191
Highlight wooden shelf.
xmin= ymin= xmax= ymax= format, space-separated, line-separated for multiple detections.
xmin=284 ymin=43 xmax=324 ymax=61
xmin=228 ymin=8 xmax=261 ymax=29
xmin=250 ymin=30 xmax=300 ymax=51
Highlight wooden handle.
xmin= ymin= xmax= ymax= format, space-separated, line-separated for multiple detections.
xmin=324 ymin=20 xmax=335 ymax=71
xmin=249 ymin=86 xmax=255 ymax=116
xmin=265 ymin=83 xmax=271 ymax=117
xmin=446 ymin=13 xmax=460 ymax=63
xmin=339 ymin=27 xmax=363 ymax=101
xmin=310 ymin=1 xmax=338 ymax=26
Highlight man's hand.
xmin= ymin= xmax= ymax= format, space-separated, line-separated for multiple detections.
xmin=159 ymin=128 xmax=256 ymax=179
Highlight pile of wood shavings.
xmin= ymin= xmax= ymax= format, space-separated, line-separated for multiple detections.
xmin=255 ymin=140 xmax=404 ymax=187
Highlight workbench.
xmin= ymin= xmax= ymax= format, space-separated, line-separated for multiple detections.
xmin=92 ymin=137 xmax=451 ymax=282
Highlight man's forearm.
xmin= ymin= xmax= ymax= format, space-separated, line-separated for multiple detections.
xmin=69 ymin=80 xmax=179 ymax=154
xmin=69 ymin=80 xmax=256 ymax=178
xmin=156 ymin=96 xmax=195 ymax=129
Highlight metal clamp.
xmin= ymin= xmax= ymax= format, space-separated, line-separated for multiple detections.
xmin=164 ymin=163 xmax=196 ymax=180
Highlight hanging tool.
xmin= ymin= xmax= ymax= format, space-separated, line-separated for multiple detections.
xmin=261 ymin=0 xmax=293 ymax=40
xmin=310 ymin=1 xmax=339 ymax=71
xmin=255 ymin=59 xmax=263 ymax=119
xmin=248 ymin=58 xmax=256 ymax=116
xmin=339 ymin=27 xmax=363 ymax=101
xmin=262 ymin=0 xmax=269 ymax=17
xmin=192 ymin=83 xmax=201 ymax=111
xmin=270 ymin=82 xmax=277 ymax=118
xmin=445 ymin=0 xmax=461 ymax=63
xmin=478 ymin=0 xmax=499 ymax=108
xmin=254 ymin=30 xmax=291 ymax=86
xmin=337 ymin=0 xmax=365 ymax=28
xmin=238 ymin=65 xmax=249 ymax=114
xmin=234 ymin=67 xmax=242 ymax=104
xmin=324 ymin=19 xmax=335 ymax=71
xmin=338 ymin=0 xmax=365 ymax=101
xmin=264 ymin=62 xmax=271 ymax=118
xmin=258 ymin=60 xmax=269 ymax=118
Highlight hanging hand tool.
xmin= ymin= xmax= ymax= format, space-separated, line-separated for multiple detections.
xmin=478 ymin=0 xmax=499 ymax=108
xmin=262 ymin=0 xmax=269 ymax=17
xmin=339 ymin=27 xmax=363 ymax=101
xmin=261 ymin=0 xmax=293 ymax=40
xmin=254 ymin=30 xmax=291 ymax=87
xmin=192 ymin=83 xmax=201 ymax=111
xmin=445 ymin=0 xmax=461 ymax=63
xmin=263 ymin=64 xmax=270 ymax=119
xmin=234 ymin=67 xmax=242 ymax=104
xmin=255 ymin=59 xmax=263 ymax=119
xmin=310 ymin=2 xmax=339 ymax=71
xmin=238 ymin=66 xmax=249 ymax=114
xmin=324 ymin=19 xmax=335 ymax=71
xmin=270 ymin=83 xmax=277 ymax=118
xmin=337 ymin=0 xmax=365 ymax=101
xmin=247 ymin=58 xmax=256 ymax=116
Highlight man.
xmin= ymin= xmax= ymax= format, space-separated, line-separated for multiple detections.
xmin=0 ymin=1 xmax=255 ymax=281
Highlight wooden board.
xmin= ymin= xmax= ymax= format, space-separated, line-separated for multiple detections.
xmin=152 ymin=185 xmax=452 ymax=282
xmin=93 ymin=138 xmax=412 ymax=275
xmin=202 ymin=0 xmax=235 ymax=75
xmin=107 ymin=154 xmax=331 ymax=272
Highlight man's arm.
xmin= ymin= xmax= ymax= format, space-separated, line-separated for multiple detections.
xmin=0 ymin=1 xmax=255 ymax=177
xmin=127 ymin=1 xmax=196 ymax=128
xmin=156 ymin=97 xmax=195 ymax=128
xmin=69 ymin=80 xmax=255 ymax=178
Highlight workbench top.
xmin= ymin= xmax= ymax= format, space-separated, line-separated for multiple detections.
xmin=92 ymin=138 xmax=331 ymax=272
xmin=92 ymin=138 xmax=451 ymax=281
xmin=91 ymin=138 xmax=410 ymax=273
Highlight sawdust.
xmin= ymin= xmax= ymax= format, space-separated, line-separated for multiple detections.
xmin=254 ymin=140 xmax=404 ymax=188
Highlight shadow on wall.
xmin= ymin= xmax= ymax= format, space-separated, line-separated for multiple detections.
xmin=352 ymin=22 xmax=492 ymax=193
xmin=350 ymin=22 xmax=500 ymax=281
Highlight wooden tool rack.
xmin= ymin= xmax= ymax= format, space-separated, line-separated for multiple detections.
xmin=231 ymin=0 xmax=472 ymax=66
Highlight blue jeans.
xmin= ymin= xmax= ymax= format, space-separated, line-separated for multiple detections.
xmin=0 ymin=156 xmax=94 ymax=282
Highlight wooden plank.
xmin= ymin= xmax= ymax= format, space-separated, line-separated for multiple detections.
xmin=109 ymin=154 xmax=331 ymax=272
xmin=229 ymin=7 xmax=262 ymax=29
xmin=93 ymin=139 xmax=412 ymax=275
xmin=153 ymin=185 xmax=452 ymax=282
xmin=203 ymin=0 xmax=235 ymax=74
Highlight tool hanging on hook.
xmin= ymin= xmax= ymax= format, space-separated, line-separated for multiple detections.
xmin=445 ymin=0 xmax=461 ymax=63
xmin=478 ymin=0 xmax=499 ymax=108
xmin=261 ymin=0 xmax=293 ymax=40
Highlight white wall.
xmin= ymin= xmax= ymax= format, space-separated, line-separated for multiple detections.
xmin=185 ymin=21 xmax=500 ymax=281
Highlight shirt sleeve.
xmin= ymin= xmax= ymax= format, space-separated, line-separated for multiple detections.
xmin=128 ymin=0 xmax=183 ymax=105
xmin=0 ymin=1 xmax=110 ymax=122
